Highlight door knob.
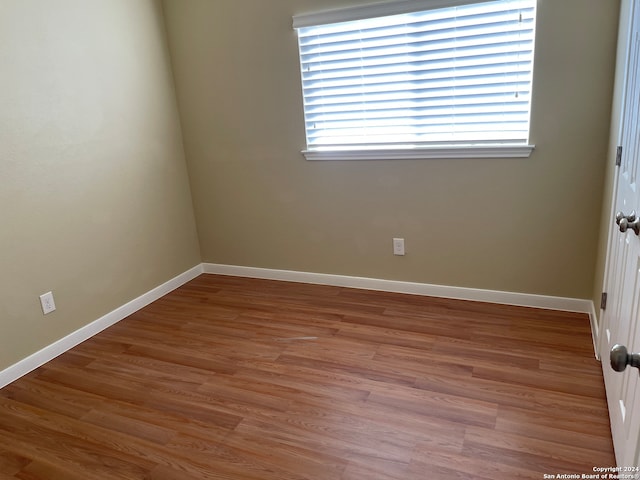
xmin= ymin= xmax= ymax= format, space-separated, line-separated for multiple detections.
xmin=616 ymin=211 xmax=640 ymax=235
xmin=619 ymin=218 xmax=640 ymax=235
xmin=611 ymin=344 xmax=640 ymax=374
xmin=616 ymin=211 xmax=636 ymax=225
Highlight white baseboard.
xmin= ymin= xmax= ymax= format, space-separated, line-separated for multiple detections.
xmin=203 ymin=263 xmax=595 ymax=315
xmin=0 ymin=264 xmax=203 ymax=389
xmin=0 ymin=261 xmax=600 ymax=390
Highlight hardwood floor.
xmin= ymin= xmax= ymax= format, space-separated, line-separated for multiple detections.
xmin=0 ymin=274 xmax=614 ymax=479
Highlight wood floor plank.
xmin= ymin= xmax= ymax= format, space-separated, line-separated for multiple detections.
xmin=0 ymin=451 xmax=30 ymax=476
xmin=340 ymin=461 xmax=409 ymax=480
xmin=464 ymin=425 xmax=614 ymax=469
xmin=472 ymin=364 xmax=606 ymax=398
xmin=366 ymin=384 xmax=499 ymax=429
xmin=15 ymin=461 xmax=102 ymax=480
xmin=496 ymin=403 xmax=612 ymax=436
xmin=334 ymin=321 xmax=437 ymax=350
xmin=0 ymin=274 xmax=615 ymax=478
xmin=221 ymin=429 xmax=349 ymax=480
xmin=409 ymin=446 xmax=543 ymax=480
xmin=494 ymin=413 xmax=613 ymax=451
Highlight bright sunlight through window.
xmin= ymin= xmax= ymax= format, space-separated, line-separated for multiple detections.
xmin=293 ymin=0 xmax=537 ymax=160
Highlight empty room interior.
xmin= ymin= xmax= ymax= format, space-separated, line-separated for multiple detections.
xmin=1 ymin=0 xmax=637 ymax=478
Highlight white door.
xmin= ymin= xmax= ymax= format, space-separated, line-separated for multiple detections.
xmin=601 ymin=0 xmax=640 ymax=469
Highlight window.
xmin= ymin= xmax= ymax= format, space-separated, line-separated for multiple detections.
xmin=293 ymin=0 xmax=536 ymax=160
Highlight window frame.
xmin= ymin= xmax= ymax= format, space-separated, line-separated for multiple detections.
xmin=293 ymin=0 xmax=536 ymax=161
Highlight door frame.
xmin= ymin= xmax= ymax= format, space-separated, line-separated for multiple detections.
xmin=598 ymin=0 xmax=635 ymax=361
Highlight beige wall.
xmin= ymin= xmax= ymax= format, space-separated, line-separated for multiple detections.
xmin=0 ymin=0 xmax=201 ymax=370
xmin=163 ymin=0 xmax=619 ymax=299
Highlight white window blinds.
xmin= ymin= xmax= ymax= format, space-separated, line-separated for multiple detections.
xmin=294 ymin=0 xmax=536 ymax=154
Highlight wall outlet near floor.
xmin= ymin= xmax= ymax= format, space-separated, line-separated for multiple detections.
xmin=39 ymin=291 xmax=56 ymax=315
xmin=393 ymin=237 xmax=405 ymax=256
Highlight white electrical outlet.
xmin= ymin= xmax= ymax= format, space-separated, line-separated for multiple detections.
xmin=393 ymin=237 xmax=405 ymax=256
xmin=39 ymin=291 xmax=56 ymax=315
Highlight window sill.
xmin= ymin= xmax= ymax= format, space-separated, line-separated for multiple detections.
xmin=302 ymin=145 xmax=535 ymax=161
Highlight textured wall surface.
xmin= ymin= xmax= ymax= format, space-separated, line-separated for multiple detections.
xmin=0 ymin=0 xmax=201 ymax=369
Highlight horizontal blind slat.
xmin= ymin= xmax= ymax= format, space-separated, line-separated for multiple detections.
xmin=305 ymin=106 xmax=531 ymax=122
xmin=303 ymin=73 xmax=532 ymax=92
xmin=299 ymin=33 xmax=534 ymax=63
xmin=299 ymin=18 xmax=535 ymax=51
xmin=302 ymin=88 xmax=531 ymax=102
xmin=297 ymin=4 xmax=535 ymax=38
